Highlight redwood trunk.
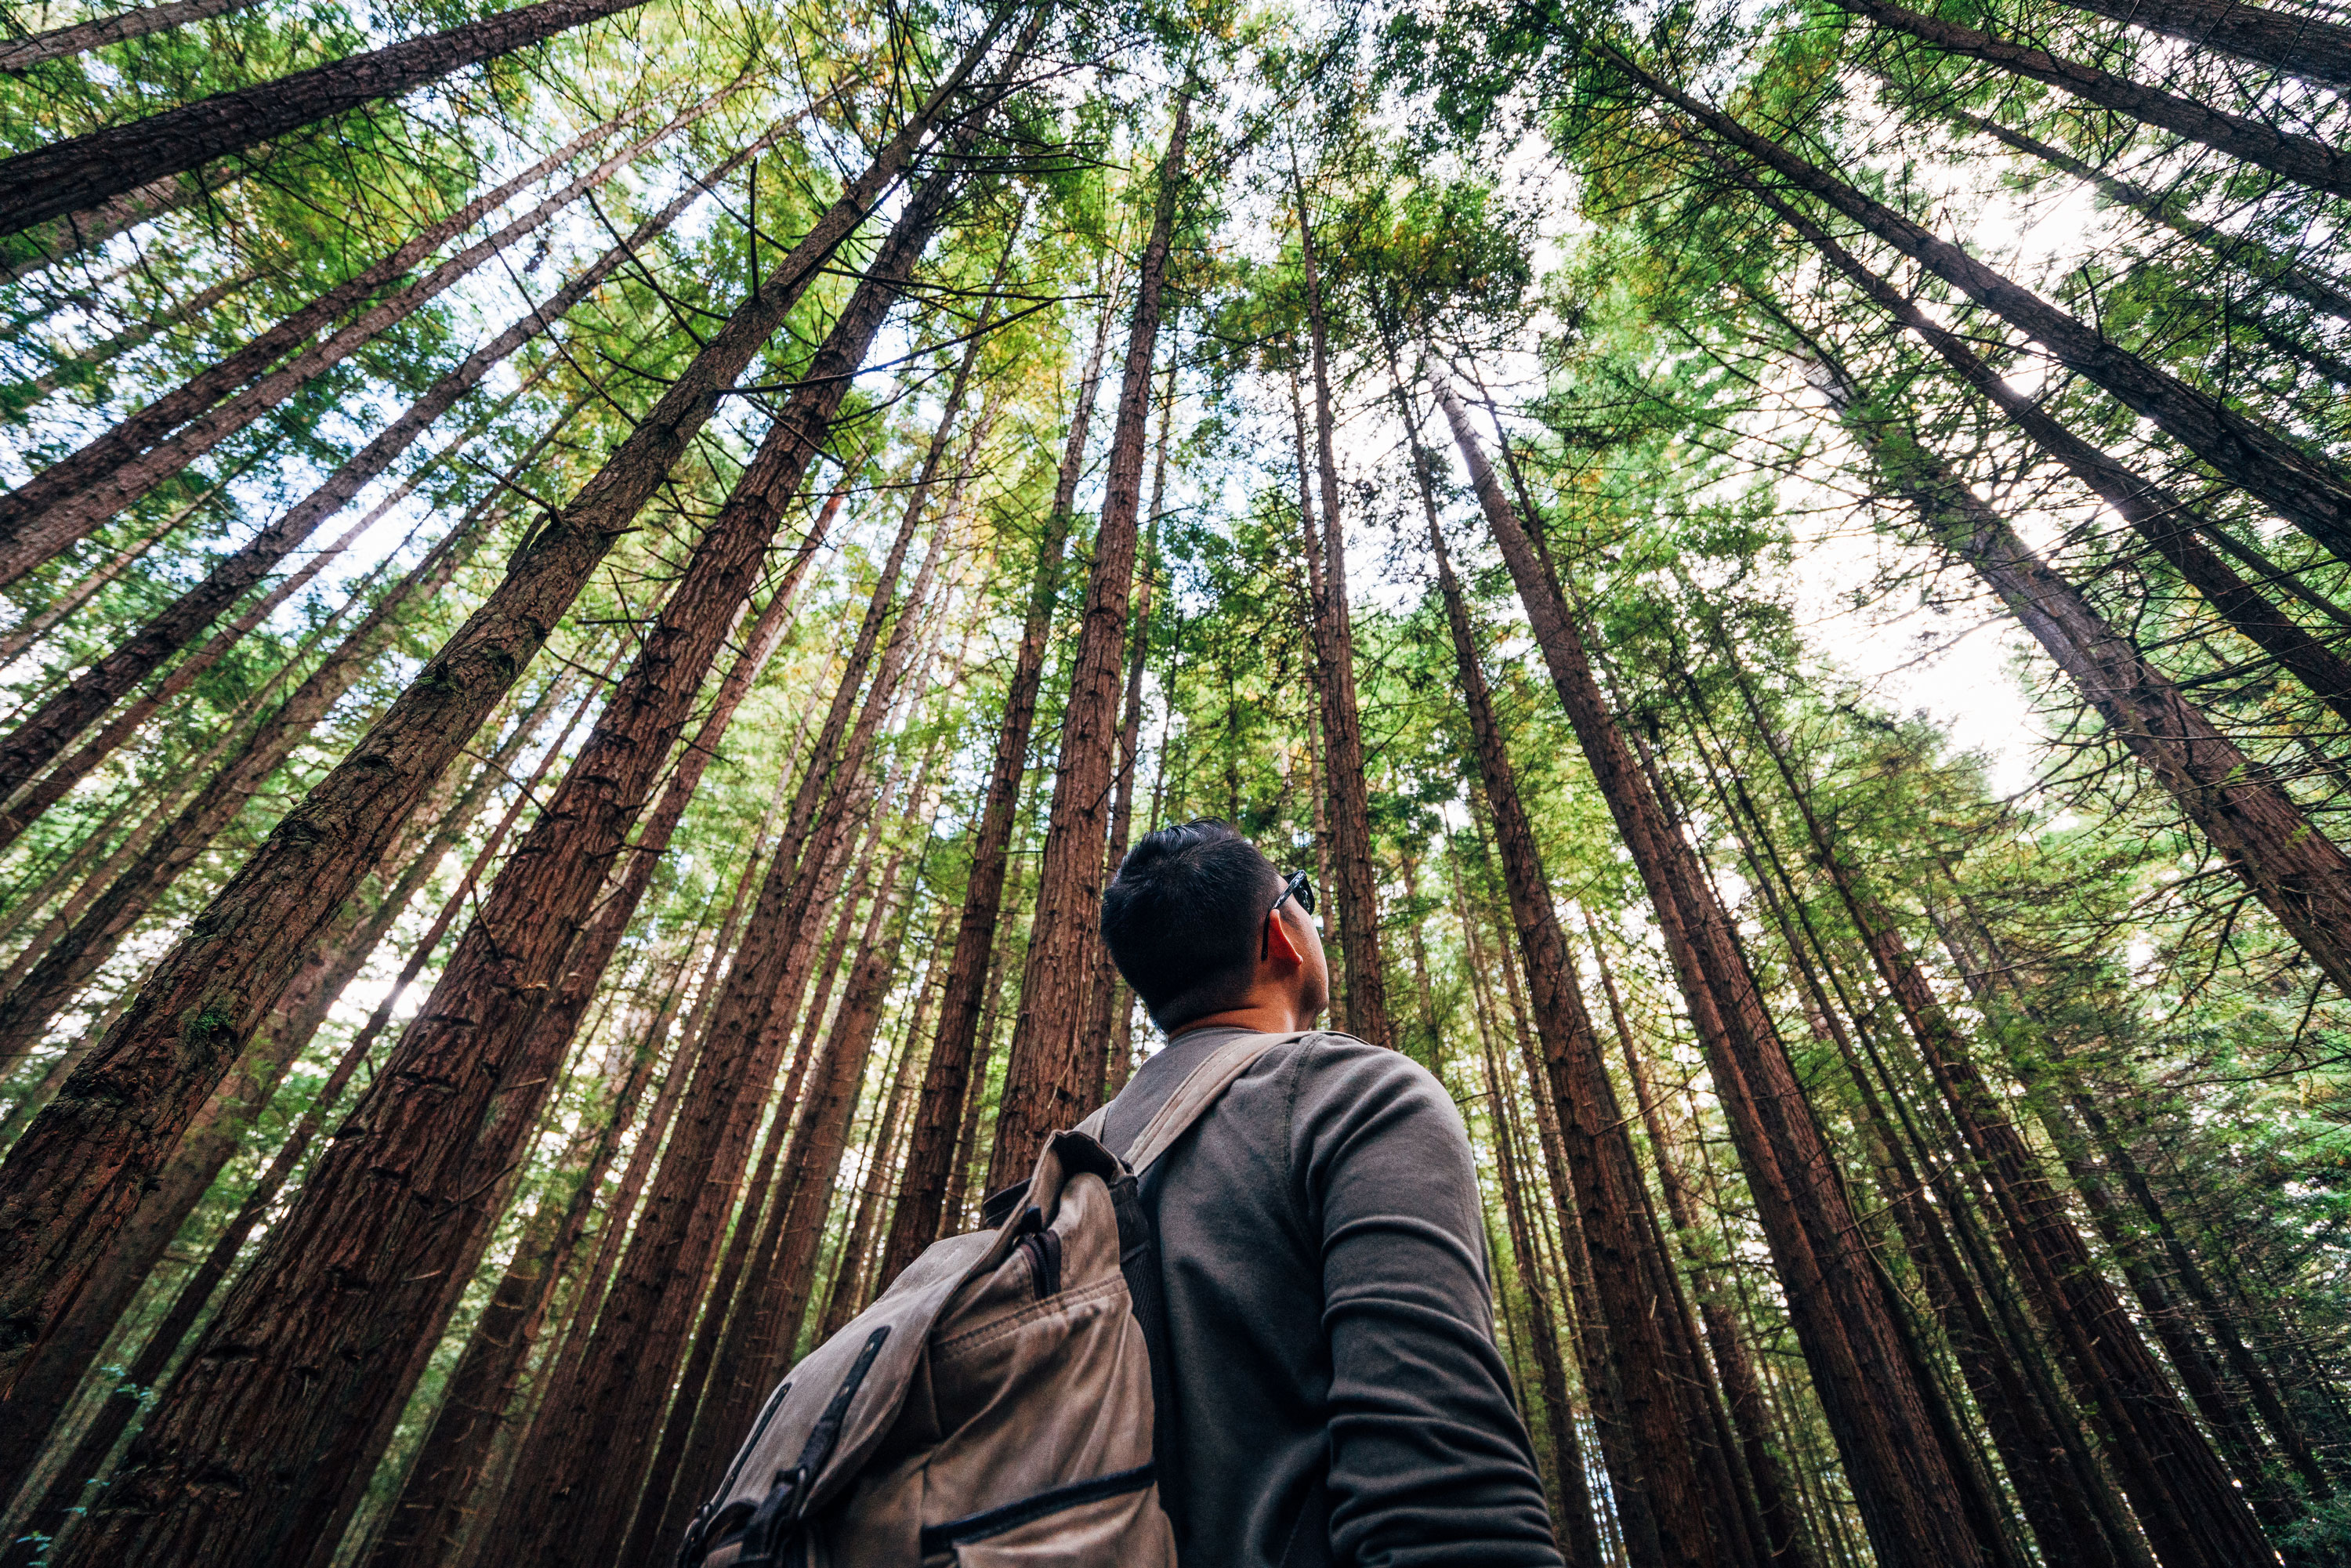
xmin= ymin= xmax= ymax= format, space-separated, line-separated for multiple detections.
xmin=0 ymin=0 xmax=657 ymax=235
xmin=875 ymin=268 xmax=1119 ymax=1287
xmin=0 ymin=42 xmax=999 ymax=1409
xmin=1605 ymin=42 xmax=2351 ymax=562
xmin=1296 ymin=175 xmax=1392 ymax=1048
xmin=6 ymin=269 xmax=258 ymax=411
xmin=1433 ymin=373 xmax=1993 ymax=1568
xmin=0 ymin=126 xmax=766 ymax=817
xmin=0 ymin=0 xmax=269 ymax=71
xmin=989 ymin=91 xmax=1191 ymax=1188
xmin=2052 ymin=0 xmax=2351 ymax=88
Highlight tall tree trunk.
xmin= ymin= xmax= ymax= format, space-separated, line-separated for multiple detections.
xmin=1939 ymin=105 xmax=2351 ymax=325
xmin=0 ymin=489 xmax=507 ymax=1074
xmin=0 ymin=667 xmax=577 ymax=1505
xmin=477 ymin=328 xmax=979 ymax=1568
xmin=1080 ymin=360 xmax=1172 ymax=1085
xmin=1433 ymin=371 xmax=1997 ymax=1568
xmin=1286 ymin=365 xmax=1343 ymax=1028
xmin=990 ymin=90 xmax=1192 ymax=1188
xmin=5 ymin=269 xmax=258 ymax=411
xmin=875 ymin=255 xmax=1120 ymax=1287
xmin=1791 ymin=339 xmax=2351 ymax=1001
xmin=2 ymin=93 xmax=726 ymax=569
xmin=1733 ymin=179 xmax=2351 ymax=730
xmin=1828 ymin=0 xmax=2351 ymax=197
xmin=0 ymin=34 xmax=1011 ymax=1411
xmin=0 ymin=120 xmax=775 ymax=817
xmin=2049 ymin=0 xmax=2351 ymax=89
xmin=1295 ymin=170 xmax=1393 ymax=1048
xmin=818 ymin=932 xmax=939 ymax=1337
xmin=939 ymin=846 xmax=1023 ymax=1232
xmin=0 ymin=0 xmax=664 ymax=235
xmin=0 ymin=486 xmax=201 ymax=666
xmin=1599 ymin=41 xmax=2351 ymax=563
xmin=48 ymin=162 xmax=960 ymax=1568
xmin=1418 ymin=448 xmax=1733 ymax=1568
xmin=0 ymin=0 xmax=266 ymax=71
xmin=0 ymin=112 xmax=631 ymax=587
xmin=0 ymin=169 xmax=215 ymax=284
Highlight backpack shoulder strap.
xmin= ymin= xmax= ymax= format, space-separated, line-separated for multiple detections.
xmin=1122 ymin=1030 xmax=1306 ymax=1173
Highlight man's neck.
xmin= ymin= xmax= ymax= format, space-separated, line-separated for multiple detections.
xmin=1173 ymin=997 xmax=1317 ymax=1039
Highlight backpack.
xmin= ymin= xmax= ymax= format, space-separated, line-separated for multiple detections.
xmin=676 ymin=1029 xmax=1302 ymax=1567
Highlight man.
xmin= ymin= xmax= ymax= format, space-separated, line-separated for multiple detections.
xmin=1096 ymin=820 xmax=1563 ymax=1567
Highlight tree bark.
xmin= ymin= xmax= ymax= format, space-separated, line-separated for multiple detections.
xmin=475 ymin=296 xmax=980 ymax=1568
xmin=0 ymin=169 xmax=213 ymax=284
xmin=875 ymin=259 xmax=1119 ymax=1288
xmin=47 ymin=158 xmax=957 ymax=1568
xmin=0 ymin=113 xmax=629 ymax=587
xmin=1734 ymin=178 xmax=2351 ymax=730
xmin=817 ymin=944 xmax=936 ymax=1338
xmin=2058 ymin=0 xmax=2351 ymax=94
xmin=0 ymin=0 xmax=265 ymax=71
xmin=0 ymin=32 xmax=1003 ymax=1411
xmin=0 ymin=119 xmax=773 ymax=817
xmin=0 ymin=0 xmax=659 ymax=235
xmin=2 ymin=94 xmax=725 ymax=570
xmin=1423 ymin=508 xmax=1730 ymax=1568
xmin=5 ymin=270 xmax=258 ymax=411
xmin=1602 ymin=40 xmax=2351 ymax=563
xmin=1433 ymin=371 xmax=1995 ymax=1568
xmin=1295 ymin=172 xmax=1393 ymax=1048
xmin=989 ymin=90 xmax=1192 ymax=1189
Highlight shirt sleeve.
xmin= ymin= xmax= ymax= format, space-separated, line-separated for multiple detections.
xmin=1288 ymin=1037 xmax=1565 ymax=1567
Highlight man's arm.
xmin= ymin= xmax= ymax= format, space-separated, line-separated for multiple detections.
xmin=1291 ymin=1037 xmax=1566 ymax=1567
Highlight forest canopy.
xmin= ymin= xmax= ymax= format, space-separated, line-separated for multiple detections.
xmin=0 ymin=0 xmax=2348 ymax=1562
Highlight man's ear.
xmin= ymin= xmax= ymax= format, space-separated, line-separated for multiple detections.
xmin=1262 ymin=908 xmax=1304 ymax=970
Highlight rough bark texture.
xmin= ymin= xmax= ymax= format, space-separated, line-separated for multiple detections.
xmin=1434 ymin=372 xmax=1994 ymax=1568
xmin=988 ymin=92 xmax=1191 ymax=1190
xmin=1607 ymin=42 xmax=2351 ymax=562
xmin=1425 ymin=511 xmax=1728 ymax=1568
xmin=873 ymin=272 xmax=1117 ymax=1289
xmin=0 ymin=42 xmax=987 ymax=1409
xmin=1296 ymin=177 xmax=1392 ymax=1049
xmin=0 ymin=0 xmax=266 ymax=72
xmin=0 ymin=0 xmax=655 ymax=235
xmin=2052 ymin=0 xmax=2351 ymax=89
xmin=0 ymin=125 xmax=768 ymax=819
xmin=0 ymin=114 xmax=625 ymax=586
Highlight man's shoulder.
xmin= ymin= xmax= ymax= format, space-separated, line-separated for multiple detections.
xmin=1273 ymin=1032 xmax=1460 ymax=1120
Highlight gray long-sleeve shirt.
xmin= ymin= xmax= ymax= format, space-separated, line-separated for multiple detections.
xmin=1097 ymin=1025 xmax=1564 ymax=1568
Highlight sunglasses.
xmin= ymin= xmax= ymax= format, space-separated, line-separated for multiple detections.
xmin=1262 ymin=870 xmax=1317 ymax=958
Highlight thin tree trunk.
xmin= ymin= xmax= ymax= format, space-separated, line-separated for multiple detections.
xmin=0 ymin=114 xmax=779 ymax=816
xmin=1831 ymin=0 xmax=2351 ymax=197
xmin=476 ymin=319 xmax=981 ymax=1568
xmin=1735 ymin=179 xmax=2351 ymax=730
xmin=0 ymin=0 xmax=264 ymax=71
xmin=990 ymin=90 xmax=1192 ymax=1189
xmin=819 ymin=936 xmax=938 ymax=1336
xmin=5 ymin=269 xmax=257 ymax=410
xmin=0 ymin=32 xmax=1009 ymax=1412
xmin=1433 ymin=371 xmax=1996 ymax=1568
xmin=1419 ymin=454 xmax=1731 ymax=1568
xmin=1295 ymin=169 xmax=1392 ymax=1048
xmin=48 ymin=158 xmax=960 ymax=1568
xmin=1080 ymin=360 xmax=1172 ymax=1085
xmin=0 ymin=113 xmax=629 ymax=586
xmin=1602 ymin=41 xmax=2351 ymax=563
xmin=939 ymin=853 xmax=1020 ymax=1232
xmin=1287 ymin=365 xmax=1342 ymax=1028
xmin=2051 ymin=0 xmax=2351 ymax=89
xmin=0 ymin=476 xmax=226 ymax=666
xmin=0 ymin=169 xmax=213 ymax=284
xmin=0 ymin=0 xmax=661 ymax=235
xmin=875 ymin=253 xmax=1120 ymax=1288
xmin=4 ymin=94 xmax=726 ymax=567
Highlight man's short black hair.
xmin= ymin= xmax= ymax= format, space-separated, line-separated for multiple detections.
xmin=1099 ymin=819 xmax=1283 ymax=1031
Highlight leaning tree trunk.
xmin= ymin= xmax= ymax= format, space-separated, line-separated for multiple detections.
xmin=1423 ymin=507 xmax=1733 ymax=1568
xmin=2047 ymin=0 xmax=2351 ymax=89
xmin=1 ymin=93 xmax=724 ymax=572
xmin=872 ymin=262 xmax=1118 ymax=1289
xmin=989 ymin=89 xmax=1192 ymax=1190
xmin=1828 ymin=0 xmax=2351 ymax=198
xmin=1600 ymin=40 xmax=2351 ymax=564
xmin=0 ymin=122 xmax=779 ymax=820
xmin=1433 ymin=371 xmax=1997 ymax=1568
xmin=475 ymin=317 xmax=978 ymax=1568
xmin=0 ymin=112 xmax=629 ymax=587
xmin=1734 ymin=177 xmax=2351 ymax=730
xmin=0 ymin=30 xmax=1005 ymax=1414
xmin=0 ymin=0 xmax=267 ymax=71
xmin=0 ymin=0 xmax=661 ymax=235
xmin=5 ymin=269 xmax=258 ymax=411
xmin=0 ymin=168 xmax=216 ymax=284
xmin=1295 ymin=171 xmax=1393 ymax=1048
xmin=47 ymin=163 xmax=961 ymax=1568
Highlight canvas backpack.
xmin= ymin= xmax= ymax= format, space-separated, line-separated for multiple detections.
xmin=675 ymin=1029 xmax=1303 ymax=1568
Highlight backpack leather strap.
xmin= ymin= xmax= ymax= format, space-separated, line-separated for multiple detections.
xmin=1121 ymin=1030 xmax=1305 ymax=1173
